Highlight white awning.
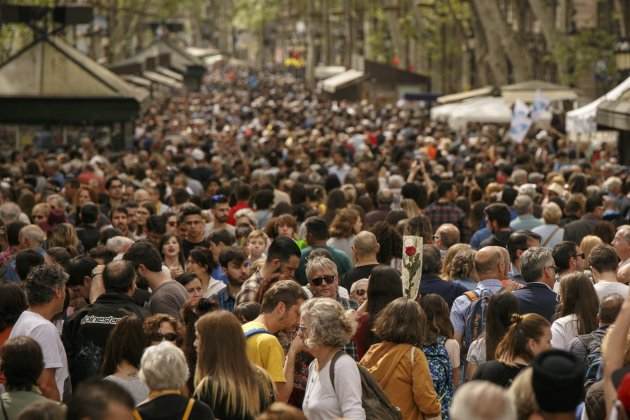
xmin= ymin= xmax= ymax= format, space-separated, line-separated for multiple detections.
xmin=437 ymin=86 xmax=495 ymax=104
xmin=567 ymin=76 xmax=630 ymax=134
xmin=315 ymin=65 xmax=346 ymax=80
xmin=501 ymin=80 xmax=577 ymax=103
xmin=143 ymin=71 xmax=182 ymax=89
xmin=321 ymin=69 xmax=365 ymax=93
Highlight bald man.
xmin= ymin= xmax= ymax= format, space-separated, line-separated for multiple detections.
xmin=342 ymin=231 xmax=380 ymax=290
xmin=450 ymin=246 xmax=511 ymax=343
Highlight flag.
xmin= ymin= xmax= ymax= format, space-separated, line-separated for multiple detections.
xmin=509 ymin=99 xmax=532 ymax=143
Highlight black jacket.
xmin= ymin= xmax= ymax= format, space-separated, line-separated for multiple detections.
xmin=62 ymin=292 xmax=147 ymax=387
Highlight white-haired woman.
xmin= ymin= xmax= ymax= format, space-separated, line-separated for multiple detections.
xmin=300 ymin=298 xmax=365 ymax=420
xmin=532 ymin=202 xmax=564 ymax=248
xmin=136 ymin=342 xmax=215 ymax=419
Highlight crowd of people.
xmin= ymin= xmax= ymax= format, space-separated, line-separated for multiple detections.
xmin=0 ymin=65 xmax=629 ymax=420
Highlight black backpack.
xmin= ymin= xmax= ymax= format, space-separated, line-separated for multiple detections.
xmin=329 ymin=351 xmax=402 ymax=420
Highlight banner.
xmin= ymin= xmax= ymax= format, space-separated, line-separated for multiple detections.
xmin=531 ymin=90 xmax=551 ymax=122
xmin=509 ymin=99 xmax=532 ymax=143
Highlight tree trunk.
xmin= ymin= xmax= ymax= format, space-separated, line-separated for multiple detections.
xmin=528 ymin=0 xmax=571 ymax=85
xmin=471 ymin=0 xmax=508 ymax=85
xmin=306 ymin=0 xmax=315 ymax=87
xmin=474 ymin=0 xmax=533 ymax=82
xmin=384 ymin=0 xmax=404 ymax=65
xmin=409 ymin=2 xmax=428 ymax=74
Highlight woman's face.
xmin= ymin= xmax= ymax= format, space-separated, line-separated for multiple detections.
xmin=248 ymin=237 xmax=267 ymax=258
xmin=186 ymin=256 xmax=205 ymax=276
xmin=166 ymin=216 xmax=178 ymax=235
xmin=78 ymin=189 xmax=91 ymax=206
xmin=353 ymin=217 xmax=362 ymax=234
xmin=150 ymin=321 xmax=178 ymax=345
xmin=32 ymin=210 xmax=48 ymax=225
xmin=528 ymin=326 xmax=552 ymax=357
xmin=185 ymin=278 xmax=203 ymax=305
xmin=162 ymin=236 xmax=180 ymax=258
xmin=278 ymin=224 xmax=294 ymax=238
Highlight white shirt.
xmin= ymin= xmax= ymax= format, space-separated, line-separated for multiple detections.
xmin=551 ymin=314 xmax=579 ymax=350
xmin=9 ymin=310 xmax=69 ymax=398
xmin=303 ymin=354 xmax=365 ymax=420
xmin=594 ymin=281 xmax=629 ymax=302
xmin=204 ymin=277 xmax=227 ymax=298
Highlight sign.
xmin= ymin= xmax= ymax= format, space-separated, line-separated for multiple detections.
xmin=402 ymin=235 xmax=423 ymax=300
xmin=509 ymin=99 xmax=532 ymax=143
xmin=531 ymin=90 xmax=551 ymax=122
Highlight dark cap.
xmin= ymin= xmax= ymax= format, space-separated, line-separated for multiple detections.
xmin=532 ymin=349 xmax=584 ymax=413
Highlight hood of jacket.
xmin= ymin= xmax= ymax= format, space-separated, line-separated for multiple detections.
xmin=360 ymin=341 xmax=414 ymax=387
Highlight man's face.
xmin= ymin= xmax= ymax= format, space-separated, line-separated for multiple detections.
xmin=184 ymin=214 xmax=205 ymax=241
xmin=277 ymin=255 xmax=300 ymax=280
xmin=526 ymin=238 xmax=541 ymax=248
xmin=226 ymin=261 xmax=248 ymax=286
xmin=613 ymin=230 xmax=630 ymax=261
xmin=108 ymin=180 xmax=123 ymax=200
xmin=112 ymin=211 xmax=128 ymax=232
xmin=213 ymin=203 xmax=230 ymax=224
xmin=308 ymin=267 xmax=338 ymax=299
xmin=279 ymin=299 xmax=303 ymax=331
xmin=134 ymin=207 xmax=150 ymax=226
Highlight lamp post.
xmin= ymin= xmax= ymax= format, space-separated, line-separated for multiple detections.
xmin=615 ymin=38 xmax=630 ymax=80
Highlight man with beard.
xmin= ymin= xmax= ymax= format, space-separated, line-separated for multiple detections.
xmin=236 ymin=236 xmax=301 ymax=305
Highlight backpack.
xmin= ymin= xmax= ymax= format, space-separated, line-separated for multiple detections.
xmin=462 ymin=286 xmax=502 ymax=357
xmin=329 ymin=351 xmax=402 ymax=420
xmin=422 ymin=336 xmax=454 ymax=420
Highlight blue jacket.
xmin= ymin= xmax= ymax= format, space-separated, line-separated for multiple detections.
xmin=420 ymin=274 xmax=467 ymax=308
xmin=513 ymin=282 xmax=558 ymax=321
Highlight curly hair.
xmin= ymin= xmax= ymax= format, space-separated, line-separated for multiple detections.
xmin=301 ymin=298 xmax=356 ymax=348
xmin=448 ymin=248 xmax=477 ymax=280
xmin=329 ymin=208 xmax=359 ymax=239
xmin=143 ymin=314 xmax=185 ymax=347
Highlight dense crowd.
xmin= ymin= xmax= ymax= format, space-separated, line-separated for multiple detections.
xmin=0 ymin=66 xmax=629 ymax=420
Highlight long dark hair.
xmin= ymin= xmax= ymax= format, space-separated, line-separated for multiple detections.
xmin=556 ymin=272 xmax=598 ymax=335
xmin=366 ymin=265 xmax=403 ymax=348
xmin=420 ymin=294 xmax=454 ymax=344
xmin=485 ymin=292 xmax=519 ymax=361
xmin=101 ymin=316 xmax=146 ymax=376
xmin=159 ymin=233 xmax=185 ymax=268
xmin=0 ymin=283 xmax=27 ymax=331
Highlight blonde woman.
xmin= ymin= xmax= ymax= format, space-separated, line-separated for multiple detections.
xmin=194 ymin=311 xmax=275 ymax=420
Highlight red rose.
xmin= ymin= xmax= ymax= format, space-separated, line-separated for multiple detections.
xmin=405 ymin=246 xmax=416 ymax=257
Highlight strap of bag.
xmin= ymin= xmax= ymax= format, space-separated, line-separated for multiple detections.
xmin=1 ymin=395 xmax=9 ymax=420
xmin=244 ymin=328 xmax=270 ymax=339
xmin=542 ymin=225 xmax=561 ymax=247
xmin=182 ymin=398 xmax=195 ymax=420
xmin=328 ymin=351 xmax=345 ymax=392
xmin=464 ymin=290 xmax=479 ymax=302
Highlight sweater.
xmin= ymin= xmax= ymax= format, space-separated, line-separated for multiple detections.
xmin=360 ymin=342 xmax=441 ymax=420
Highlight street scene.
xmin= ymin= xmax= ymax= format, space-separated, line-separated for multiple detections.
xmin=0 ymin=1 xmax=630 ymax=420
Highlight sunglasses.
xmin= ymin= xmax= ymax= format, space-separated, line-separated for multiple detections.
xmin=354 ymin=289 xmax=366 ymax=296
xmin=150 ymin=332 xmax=178 ymax=342
xmin=310 ymin=275 xmax=336 ymax=286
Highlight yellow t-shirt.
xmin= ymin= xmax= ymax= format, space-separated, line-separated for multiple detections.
xmin=243 ymin=321 xmax=286 ymax=383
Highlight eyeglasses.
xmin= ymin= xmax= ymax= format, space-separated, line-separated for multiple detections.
xmin=150 ymin=332 xmax=178 ymax=342
xmin=310 ymin=275 xmax=336 ymax=286
xmin=545 ymin=265 xmax=558 ymax=273
xmin=354 ymin=289 xmax=366 ymax=296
